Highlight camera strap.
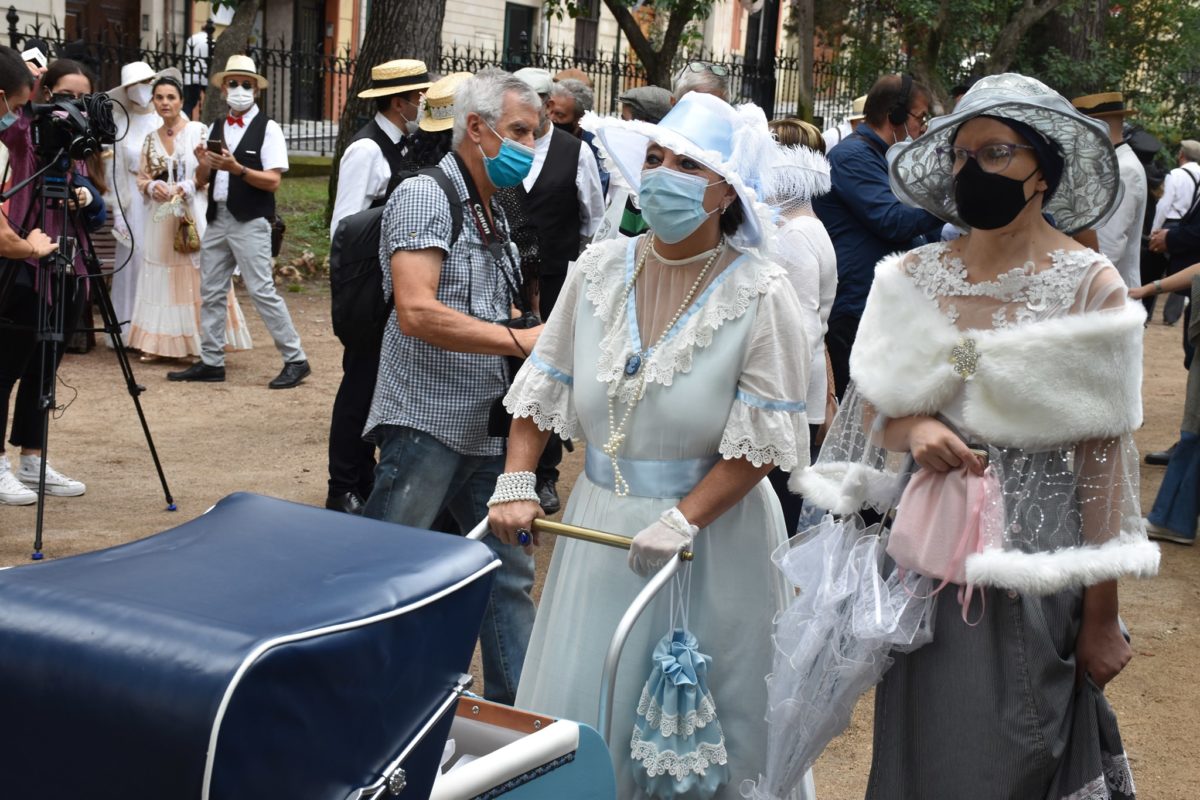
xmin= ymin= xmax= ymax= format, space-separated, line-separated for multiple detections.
xmin=451 ymin=153 xmax=528 ymax=316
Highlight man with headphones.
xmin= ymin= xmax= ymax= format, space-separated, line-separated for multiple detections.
xmin=813 ymin=73 xmax=945 ymax=399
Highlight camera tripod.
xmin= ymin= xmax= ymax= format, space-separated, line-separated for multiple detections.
xmin=0 ymin=147 xmax=175 ymax=559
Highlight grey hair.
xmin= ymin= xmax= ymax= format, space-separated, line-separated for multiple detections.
xmin=551 ymin=78 xmax=593 ymax=118
xmin=452 ymin=68 xmax=541 ymax=148
xmin=672 ymin=62 xmax=729 ymax=102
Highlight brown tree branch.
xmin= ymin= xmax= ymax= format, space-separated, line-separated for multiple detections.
xmin=200 ymin=0 xmax=261 ymax=125
xmin=600 ymin=0 xmax=665 ymax=83
xmin=986 ymin=0 xmax=1071 ymax=73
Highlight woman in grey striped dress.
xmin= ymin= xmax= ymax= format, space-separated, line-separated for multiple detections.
xmin=798 ymin=74 xmax=1159 ymax=799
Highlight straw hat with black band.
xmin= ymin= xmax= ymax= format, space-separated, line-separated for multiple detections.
xmin=358 ymin=59 xmax=433 ymax=99
xmin=212 ymin=54 xmax=268 ymax=90
xmin=1071 ymin=91 xmax=1136 ymax=118
xmin=417 ymin=71 xmax=470 ymax=133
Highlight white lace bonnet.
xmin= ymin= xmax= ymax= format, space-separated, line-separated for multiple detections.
xmin=583 ymin=92 xmax=778 ymax=248
xmin=887 ymin=73 xmax=1121 ymax=234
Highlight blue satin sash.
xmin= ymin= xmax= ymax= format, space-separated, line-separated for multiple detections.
xmin=585 ymin=446 xmax=718 ymax=499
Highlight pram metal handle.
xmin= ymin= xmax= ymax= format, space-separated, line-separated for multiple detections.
xmin=348 ymin=673 xmax=474 ymax=799
xmin=467 ymin=517 xmax=691 ymax=747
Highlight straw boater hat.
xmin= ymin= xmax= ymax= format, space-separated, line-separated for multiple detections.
xmin=357 ymin=59 xmax=432 ymax=99
xmin=888 ymin=73 xmax=1120 ymax=235
xmin=847 ymin=94 xmax=867 ymax=123
xmin=108 ymin=63 xmax=184 ymax=109
xmin=585 ymin=91 xmax=779 ymax=249
xmin=1071 ymin=91 xmax=1136 ymax=118
xmin=213 ymin=54 xmax=268 ymax=89
xmin=418 ymin=71 xmax=471 ymax=133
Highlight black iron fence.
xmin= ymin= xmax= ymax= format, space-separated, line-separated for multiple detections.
xmin=7 ymin=5 xmax=891 ymax=157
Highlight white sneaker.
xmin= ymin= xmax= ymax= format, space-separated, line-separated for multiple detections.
xmin=18 ymin=455 xmax=86 ymax=497
xmin=0 ymin=456 xmax=37 ymax=505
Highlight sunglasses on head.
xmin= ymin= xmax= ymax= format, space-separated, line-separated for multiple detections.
xmin=226 ymin=79 xmax=255 ymax=90
xmin=686 ymin=62 xmax=729 ymax=77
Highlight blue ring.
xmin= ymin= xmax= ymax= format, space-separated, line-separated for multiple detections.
xmin=517 ymin=529 xmax=531 ymax=546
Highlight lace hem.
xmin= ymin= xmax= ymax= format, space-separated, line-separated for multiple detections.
xmin=504 ymin=361 xmax=578 ymax=439
xmin=1058 ymin=751 xmax=1137 ymax=800
xmin=718 ymin=397 xmax=808 ymax=472
xmin=630 ymin=726 xmax=729 ymax=780
xmin=583 ymin=238 xmax=786 ymax=403
xmin=636 ymin=685 xmax=718 ymax=737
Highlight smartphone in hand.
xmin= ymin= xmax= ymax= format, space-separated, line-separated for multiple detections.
xmin=206 ymin=135 xmax=224 ymax=154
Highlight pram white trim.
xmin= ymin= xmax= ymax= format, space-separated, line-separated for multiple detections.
xmin=200 ymin=559 xmax=502 ymax=800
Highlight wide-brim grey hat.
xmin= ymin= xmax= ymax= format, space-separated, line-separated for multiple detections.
xmin=888 ymin=73 xmax=1120 ymax=234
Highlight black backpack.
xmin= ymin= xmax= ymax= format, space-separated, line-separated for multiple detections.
xmin=329 ymin=167 xmax=463 ymax=349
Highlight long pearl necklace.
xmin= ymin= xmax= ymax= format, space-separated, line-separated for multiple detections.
xmin=601 ymin=236 xmax=725 ymax=496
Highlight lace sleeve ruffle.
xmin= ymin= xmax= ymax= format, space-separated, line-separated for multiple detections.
xmin=502 ymin=259 xmax=587 ymax=441
xmin=719 ymin=391 xmax=809 ymax=473
xmin=717 ymin=278 xmax=812 ymax=473
xmin=504 ymin=354 xmax=578 ymax=440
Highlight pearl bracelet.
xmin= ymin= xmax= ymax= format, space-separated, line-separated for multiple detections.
xmin=487 ymin=471 xmax=539 ymax=507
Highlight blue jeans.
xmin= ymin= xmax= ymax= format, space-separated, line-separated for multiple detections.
xmin=363 ymin=425 xmax=535 ymax=704
xmin=1148 ymin=430 xmax=1199 ymax=541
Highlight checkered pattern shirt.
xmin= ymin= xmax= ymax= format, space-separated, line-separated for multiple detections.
xmin=365 ymin=153 xmax=519 ymax=456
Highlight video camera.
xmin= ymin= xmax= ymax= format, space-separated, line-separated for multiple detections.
xmin=29 ymin=92 xmax=117 ymax=162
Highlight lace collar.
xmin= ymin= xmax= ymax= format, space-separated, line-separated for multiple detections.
xmin=579 ymin=235 xmax=783 ymax=402
xmin=906 ymin=242 xmax=1100 ymax=328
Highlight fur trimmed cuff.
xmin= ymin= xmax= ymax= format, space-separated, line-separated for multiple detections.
xmin=791 ymin=461 xmax=903 ymax=515
xmin=965 ymin=535 xmax=1160 ymax=595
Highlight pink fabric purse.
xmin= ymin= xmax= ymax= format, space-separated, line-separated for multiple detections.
xmin=887 ymin=460 xmax=1004 ymax=620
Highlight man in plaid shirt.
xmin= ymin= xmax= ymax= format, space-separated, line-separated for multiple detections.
xmin=362 ymin=70 xmax=543 ymax=705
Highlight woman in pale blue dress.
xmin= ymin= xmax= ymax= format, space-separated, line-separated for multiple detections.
xmin=489 ymin=93 xmax=817 ymax=799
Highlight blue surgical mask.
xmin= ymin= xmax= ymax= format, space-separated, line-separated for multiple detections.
xmin=638 ymin=167 xmax=724 ymax=244
xmin=480 ymin=124 xmax=535 ymax=188
xmin=0 ymin=94 xmax=17 ymax=133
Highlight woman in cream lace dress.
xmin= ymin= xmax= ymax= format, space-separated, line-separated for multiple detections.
xmin=129 ymin=74 xmax=250 ymax=360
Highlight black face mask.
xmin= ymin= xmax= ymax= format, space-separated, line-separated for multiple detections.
xmin=953 ymin=158 xmax=1041 ymax=230
xmin=553 ymin=121 xmax=579 ymax=137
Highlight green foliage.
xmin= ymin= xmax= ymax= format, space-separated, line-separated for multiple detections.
xmin=800 ymin=0 xmax=1198 ymax=141
xmin=275 ymin=177 xmax=332 ymax=267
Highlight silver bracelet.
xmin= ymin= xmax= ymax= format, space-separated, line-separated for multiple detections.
xmin=487 ymin=471 xmax=539 ymax=507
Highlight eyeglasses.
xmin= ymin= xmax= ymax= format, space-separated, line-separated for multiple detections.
xmin=686 ymin=62 xmax=729 ymax=77
xmin=935 ymin=143 xmax=1036 ymax=174
xmin=908 ymin=110 xmax=930 ymax=127
xmin=225 ymin=79 xmax=255 ymax=90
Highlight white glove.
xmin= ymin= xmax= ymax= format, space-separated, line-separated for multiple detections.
xmin=628 ymin=507 xmax=698 ymax=577
xmin=111 ymin=213 xmax=131 ymax=245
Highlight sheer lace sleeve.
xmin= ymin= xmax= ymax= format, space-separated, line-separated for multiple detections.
xmin=503 ymin=258 xmax=585 ymax=440
xmin=718 ymin=279 xmax=811 ymax=472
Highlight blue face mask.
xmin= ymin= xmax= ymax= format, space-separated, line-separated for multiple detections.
xmin=638 ymin=167 xmax=725 ymax=244
xmin=0 ymin=94 xmax=17 ymax=133
xmin=480 ymin=123 xmax=535 ymax=188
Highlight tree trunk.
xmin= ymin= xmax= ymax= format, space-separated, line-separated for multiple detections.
xmin=200 ymin=0 xmax=261 ymax=125
xmin=326 ymin=0 xmax=447 ymax=222
xmin=1042 ymin=0 xmax=1109 ymax=95
xmin=792 ymin=0 xmax=815 ymax=120
xmin=986 ymin=0 xmax=1070 ymax=74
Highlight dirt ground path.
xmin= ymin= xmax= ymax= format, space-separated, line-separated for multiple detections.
xmin=1 ymin=289 xmax=1195 ymax=797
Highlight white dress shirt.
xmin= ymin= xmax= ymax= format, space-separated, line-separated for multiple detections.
xmin=329 ymin=113 xmax=404 ymax=238
xmin=1096 ymin=143 xmax=1147 ymax=288
xmin=1152 ymin=161 xmax=1200 ymax=230
xmin=206 ymin=104 xmax=289 ymax=203
xmin=522 ymin=126 xmax=605 ymax=237
xmin=822 ymin=121 xmax=853 ymax=153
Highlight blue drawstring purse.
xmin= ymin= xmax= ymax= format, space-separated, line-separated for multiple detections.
xmin=630 ymin=565 xmax=729 ymax=799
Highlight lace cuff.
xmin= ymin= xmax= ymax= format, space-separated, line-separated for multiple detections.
xmin=718 ymin=390 xmax=809 ymax=473
xmin=503 ymin=356 xmax=578 ymax=440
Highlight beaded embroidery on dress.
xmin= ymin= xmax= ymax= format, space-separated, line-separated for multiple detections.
xmin=905 ymin=242 xmax=1106 ymax=329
